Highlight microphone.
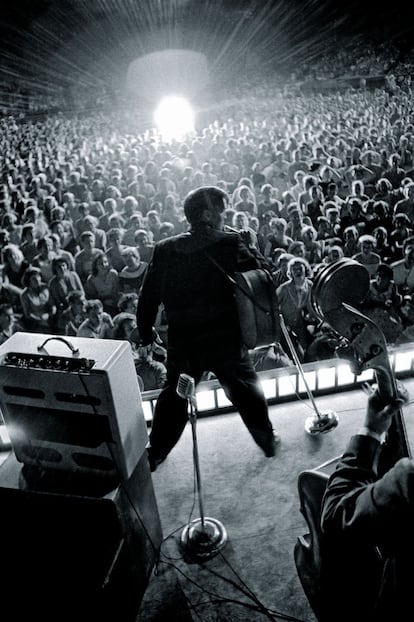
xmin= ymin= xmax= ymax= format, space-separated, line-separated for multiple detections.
xmin=176 ymin=371 xmax=228 ymax=561
xmin=176 ymin=373 xmax=196 ymax=406
xmin=224 ymin=225 xmax=240 ymax=234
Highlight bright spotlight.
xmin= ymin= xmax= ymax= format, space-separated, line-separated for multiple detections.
xmin=154 ymin=96 xmax=194 ymax=142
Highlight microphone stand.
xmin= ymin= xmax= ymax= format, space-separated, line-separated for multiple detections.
xmin=178 ymin=375 xmax=228 ymax=562
xmin=279 ymin=314 xmax=339 ymax=435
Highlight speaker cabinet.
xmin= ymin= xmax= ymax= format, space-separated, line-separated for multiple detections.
xmin=0 ymin=451 xmax=162 ymax=622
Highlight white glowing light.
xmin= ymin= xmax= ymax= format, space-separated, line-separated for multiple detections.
xmin=154 ymin=96 xmax=194 ymax=142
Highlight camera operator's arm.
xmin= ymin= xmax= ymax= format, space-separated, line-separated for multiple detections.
xmin=321 ymin=391 xmax=414 ymax=546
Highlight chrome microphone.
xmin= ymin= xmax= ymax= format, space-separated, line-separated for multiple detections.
xmin=176 ymin=373 xmax=196 ymax=406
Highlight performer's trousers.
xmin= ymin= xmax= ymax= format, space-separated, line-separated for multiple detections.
xmin=149 ymin=345 xmax=273 ymax=460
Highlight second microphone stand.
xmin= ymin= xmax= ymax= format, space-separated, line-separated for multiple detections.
xmin=178 ymin=375 xmax=228 ymax=562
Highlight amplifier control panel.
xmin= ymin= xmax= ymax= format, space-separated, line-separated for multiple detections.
xmin=1 ymin=352 xmax=95 ymax=373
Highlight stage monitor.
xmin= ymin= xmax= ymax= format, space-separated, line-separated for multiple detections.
xmin=0 ymin=333 xmax=148 ymax=490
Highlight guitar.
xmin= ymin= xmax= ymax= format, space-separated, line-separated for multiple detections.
xmin=294 ymin=259 xmax=411 ymax=620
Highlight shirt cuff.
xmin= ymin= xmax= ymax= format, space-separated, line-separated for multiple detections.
xmin=357 ymin=426 xmax=385 ymax=444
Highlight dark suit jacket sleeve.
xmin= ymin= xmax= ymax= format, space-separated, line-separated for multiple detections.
xmin=234 ymin=235 xmax=273 ymax=273
xmin=321 ymin=435 xmax=414 ymax=547
xmin=136 ymin=243 xmax=163 ymax=345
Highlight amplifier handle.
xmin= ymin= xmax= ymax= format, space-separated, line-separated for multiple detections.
xmin=37 ymin=337 xmax=80 ymax=356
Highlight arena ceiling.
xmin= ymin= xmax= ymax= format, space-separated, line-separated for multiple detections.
xmin=0 ymin=1 xmax=412 ymax=92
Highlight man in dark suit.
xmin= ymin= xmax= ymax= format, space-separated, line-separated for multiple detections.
xmin=320 ymin=389 xmax=411 ymax=621
xmin=135 ymin=186 xmax=279 ymax=470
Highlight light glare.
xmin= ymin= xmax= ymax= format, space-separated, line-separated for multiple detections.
xmin=154 ymin=96 xmax=194 ymax=142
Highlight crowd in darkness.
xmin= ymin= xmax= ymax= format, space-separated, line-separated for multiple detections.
xmin=2 ymin=49 xmax=414 ymax=388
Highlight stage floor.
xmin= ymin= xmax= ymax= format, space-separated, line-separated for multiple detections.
xmin=137 ymin=378 xmax=414 ymax=622
xmin=1 ymin=379 xmax=413 ymax=622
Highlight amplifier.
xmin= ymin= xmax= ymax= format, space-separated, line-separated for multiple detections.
xmin=0 ymin=333 xmax=148 ymax=488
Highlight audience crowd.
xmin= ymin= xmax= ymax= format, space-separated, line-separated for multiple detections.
xmin=2 ymin=47 xmax=414 ymax=390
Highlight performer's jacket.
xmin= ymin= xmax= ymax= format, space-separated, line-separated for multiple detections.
xmin=320 ymin=434 xmax=414 ymax=622
xmin=136 ymin=225 xmax=269 ymax=356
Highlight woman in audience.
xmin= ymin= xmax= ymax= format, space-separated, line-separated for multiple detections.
xmin=85 ymin=253 xmax=119 ymax=316
xmin=3 ymin=244 xmax=29 ymax=287
xmin=20 ymin=266 xmax=55 ymax=332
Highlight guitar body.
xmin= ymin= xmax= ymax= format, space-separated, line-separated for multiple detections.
xmin=233 ymin=269 xmax=279 ymax=349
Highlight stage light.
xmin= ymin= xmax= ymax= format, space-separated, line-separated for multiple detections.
xmin=196 ymin=390 xmax=216 ymax=411
xmin=298 ymin=370 xmax=316 ymax=394
xmin=394 ymin=350 xmax=414 ymax=373
xmin=261 ymin=378 xmax=277 ymax=399
xmin=0 ymin=424 xmax=11 ymax=450
xmin=337 ymin=363 xmax=355 ymax=386
xmin=154 ymin=95 xmax=194 ymax=142
xmin=317 ymin=367 xmax=336 ymax=390
xmin=278 ymin=374 xmax=297 ymax=397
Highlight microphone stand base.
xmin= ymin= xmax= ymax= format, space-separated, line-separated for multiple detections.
xmin=305 ymin=410 xmax=339 ymax=435
xmin=180 ymin=517 xmax=228 ymax=562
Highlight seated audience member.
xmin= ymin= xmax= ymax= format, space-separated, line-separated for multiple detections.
xmin=32 ymin=235 xmax=57 ymax=284
xmin=276 ymin=257 xmax=315 ymax=361
xmin=352 ymin=234 xmax=381 ymax=277
xmin=105 ymin=227 xmax=127 ymax=272
xmin=305 ymin=322 xmax=339 ymax=362
xmin=264 ymin=217 xmax=293 ymax=257
xmin=122 ymin=213 xmax=144 ymax=246
xmin=76 ymin=299 xmax=113 ymax=339
xmin=249 ymin=342 xmax=293 ymax=372
xmin=323 ymin=244 xmax=344 ymax=265
xmin=114 ymin=292 xmax=139 ymax=318
xmin=232 ymin=211 xmax=259 ymax=249
xmin=119 ymin=247 xmax=148 ymax=294
xmin=342 ymin=225 xmax=360 ymax=257
xmin=271 ymin=252 xmax=294 ymax=288
xmin=287 ymin=240 xmax=306 ymax=258
xmin=256 ymin=184 xmax=282 ymax=223
xmin=389 ymin=213 xmax=412 ymax=261
xmin=146 ymin=210 xmax=162 ymax=242
xmin=363 ymin=263 xmax=403 ymax=344
xmin=49 ymin=257 xmax=84 ymax=318
xmin=74 ymin=231 xmax=104 ymax=285
xmin=134 ymin=229 xmax=154 ymax=263
xmin=286 ymin=205 xmax=311 ymax=241
xmin=0 ymin=264 xmax=23 ymax=312
xmin=0 ymin=303 xmax=24 ymax=345
xmin=390 ymin=235 xmax=414 ymax=295
xmin=80 ymin=215 xmax=107 ymax=251
xmin=305 ymin=184 xmax=325 ymax=227
xmin=320 ymin=389 xmax=410 ymax=621
xmin=20 ymin=267 xmax=55 ymax=333
xmin=58 ymin=290 xmax=87 ymax=336
xmin=158 ymin=222 xmax=175 ymax=239
xmin=19 ymin=224 xmax=38 ymax=263
xmin=372 ymin=226 xmax=392 ymax=263
xmin=85 ymin=253 xmax=119 ymax=316
xmin=301 ymin=225 xmax=323 ymax=265
xmin=50 ymin=219 xmax=79 ymax=258
xmin=3 ymin=244 xmax=29 ymax=288
xmin=112 ymin=313 xmax=167 ymax=391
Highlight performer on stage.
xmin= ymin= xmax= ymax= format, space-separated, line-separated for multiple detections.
xmin=134 ymin=186 xmax=280 ymax=471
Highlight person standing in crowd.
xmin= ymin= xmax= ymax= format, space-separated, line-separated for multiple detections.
xmin=133 ymin=186 xmax=280 ymax=471
xmin=320 ymin=389 xmax=409 ymax=621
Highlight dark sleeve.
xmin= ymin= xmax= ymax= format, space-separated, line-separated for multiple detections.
xmin=136 ymin=243 xmax=163 ymax=345
xmin=321 ymin=434 xmax=414 ymax=546
xmin=234 ymin=235 xmax=273 ymax=273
